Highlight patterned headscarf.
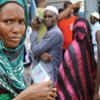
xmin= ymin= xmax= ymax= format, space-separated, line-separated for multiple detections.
xmin=72 ymin=18 xmax=92 ymax=44
xmin=56 ymin=18 xmax=96 ymax=100
xmin=0 ymin=0 xmax=29 ymax=99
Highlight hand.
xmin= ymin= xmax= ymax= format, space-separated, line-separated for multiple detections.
xmin=93 ymin=93 xmax=100 ymax=100
xmin=14 ymin=81 xmax=57 ymax=100
xmin=47 ymin=88 xmax=57 ymax=100
xmin=41 ymin=53 xmax=53 ymax=62
xmin=30 ymin=18 xmax=40 ymax=30
xmin=71 ymin=1 xmax=82 ymax=9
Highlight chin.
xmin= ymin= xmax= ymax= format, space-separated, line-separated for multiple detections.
xmin=11 ymin=44 xmax=19 ymax=48
xmin=6 ymin=43 xmax=19 ymax=49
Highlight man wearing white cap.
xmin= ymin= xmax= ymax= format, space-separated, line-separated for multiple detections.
xmin=90 ymin=12 xmax=100 ymax=62
xmin=30 ymin=6 xmax=63 ymax=82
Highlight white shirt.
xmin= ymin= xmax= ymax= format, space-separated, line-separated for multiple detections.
xmin=91 ymin=22 xmax=100 ymax=61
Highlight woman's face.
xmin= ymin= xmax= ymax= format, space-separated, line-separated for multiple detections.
xmin=0 ymin=3 xmax=26 ymax=48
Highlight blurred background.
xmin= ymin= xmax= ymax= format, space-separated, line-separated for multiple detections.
xmin=46 ymin=0 xmax=100 ymax=21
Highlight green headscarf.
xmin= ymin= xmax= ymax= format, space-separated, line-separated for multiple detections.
xmin=0 ymin=0 xmax=29 ymax=99
xmin=34 ymin=8 xmax=47 ymax=41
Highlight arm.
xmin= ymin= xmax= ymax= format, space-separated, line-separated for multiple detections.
xmin=30 ymin=18 xmax=41 ymax=31
xmin=58 ymin=1 xmax=81 ymax=21
xmin=30 ymin=30 xmax=62 ymax=58
xmin=93 ymin=30 xmax=100 ymax=100
xmin=14 ymin=81 xmax=57 ymax=100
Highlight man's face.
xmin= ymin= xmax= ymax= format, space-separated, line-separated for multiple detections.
xmin=0 ymin=3 xmax=26 ymax=48
xmin=44 ymin=10 xmax=57 ymax=28
xmin=90 ymin=16 xmax=95 ymax=24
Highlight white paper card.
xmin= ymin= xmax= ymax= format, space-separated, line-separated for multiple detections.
xmin=31 ymin=63 xmax=50 ymax=83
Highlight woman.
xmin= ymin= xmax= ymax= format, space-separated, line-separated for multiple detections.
xmin=0 ymin=0 xmax=57 ymax=100
xmin=56 ymin=18 xmax=96 ymax=100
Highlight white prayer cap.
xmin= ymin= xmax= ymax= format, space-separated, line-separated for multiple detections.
xmin=44 ymin=6 xmax=58 ymax=15
xmin=91 ymin=12 xmax=100 ymax=19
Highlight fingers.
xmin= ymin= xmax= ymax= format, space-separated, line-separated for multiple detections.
xmin=49 ymin=55 xmax=53 ymax=61
xmin=41 ymin=53 xmax=49 ymax=62
xmin=41 ymin=53 xmax=53 ymax=62
xmin=31 ymin=81 xmax=53 ymax=89
xmin=49 ymin=88 xmax=57 ymax=93
xmin=39 ymin=81 xmax=53 ymax=87
xmin=72 ymin=1 xmax=82 ymax=9
xmin=47 ymin=90 xmax=57 ymax=100
xmin=49 ymin=88 xmax=57 ymax=98
xmin=47 ymin=96 xmax=55 ymax=100
xmin=75 ymin=1 xmax=82 ymax=4
xmin=48 ymin=91 xmax=57 ymax=98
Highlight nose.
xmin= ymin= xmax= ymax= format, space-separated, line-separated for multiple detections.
xmin=46 ymin=16 xmax=50 ymax=20
xmin=12 ymin=22 xmax=20 ymax=33
xmin=44 ymin=16 xmax=50 ymax=21
xmin=45 ymin=18 xmax=50 ymax=23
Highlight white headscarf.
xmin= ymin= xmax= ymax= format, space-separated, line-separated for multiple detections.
xmin=44 ymin=6 xmax=58 ymax=15
xmin=91 ymin=12 xmax=100 ymax=19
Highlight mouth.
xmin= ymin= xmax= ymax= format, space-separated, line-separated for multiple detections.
xmin=45 ymin=22 xmax=51 ymax=26
xmin=9 ymin=37 xmax=21 ymax=42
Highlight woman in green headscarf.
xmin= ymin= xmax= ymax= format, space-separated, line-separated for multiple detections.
xmin=0 ymin=0 xmax=57 ymax=100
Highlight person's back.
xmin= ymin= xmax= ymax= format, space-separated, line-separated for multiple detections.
xmin=56 ymin=18 xmax=96 ymax=100
xmin=58 ymin=15 xmax=77 ymax=49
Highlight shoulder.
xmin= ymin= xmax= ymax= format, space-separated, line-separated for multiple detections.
xmin=47 ymin=25 xmax=63 ymax=37
xmin=93 ymin=22 xmax=100 ymax=30
xmin=53 ymin=25 xmax=63 ymax=35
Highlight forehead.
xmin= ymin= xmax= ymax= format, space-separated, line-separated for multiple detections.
xmin=0 ymin=3 xmax=24 ymax=18
xmin=0 ymin=2 xmax=24 ymax=13
xmin=44 ymin=10 xmax=56 ymax=16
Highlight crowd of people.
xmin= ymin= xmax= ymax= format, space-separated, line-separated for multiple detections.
xmin=0 ymin=0 xmax=100 ymax=100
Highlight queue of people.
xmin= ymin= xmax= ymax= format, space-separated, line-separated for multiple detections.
xmin=0 ymin=0 xmax=100 ymax=100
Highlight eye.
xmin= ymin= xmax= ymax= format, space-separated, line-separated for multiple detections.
xmin=48 ymin=15 xmax=53 ymax=18
xmin=19 ymin=20 xmax=25 ymax=25
xmin=4 ymin=20 xmax=12 ymax=24
xmin=44 ymin=15 xmax=53 ymax=18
